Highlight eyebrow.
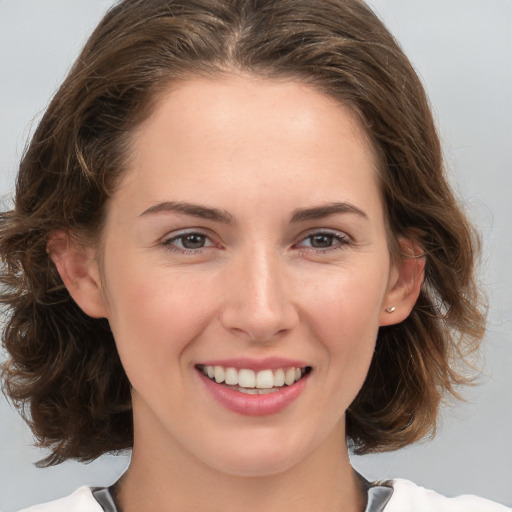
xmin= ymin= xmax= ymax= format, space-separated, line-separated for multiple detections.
xmin=290 ymin=202 xmax=368 ymax=222
xmin=139 ymin=201 xmax=235 ymax=224
xmin=139 ymin=200 xmax=367 ymax=224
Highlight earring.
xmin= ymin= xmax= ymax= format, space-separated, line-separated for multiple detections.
xmin=385 ymin=306 xmax=396 ymax=313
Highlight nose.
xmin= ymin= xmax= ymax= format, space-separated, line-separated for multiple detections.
xmin=219 ymin=247 xmax=299 ymax=343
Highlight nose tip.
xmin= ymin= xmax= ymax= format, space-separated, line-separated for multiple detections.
xmin=221 ymin=297 xmax=296 ymax=342
xmin=219 ymin=253 xmax=299 ymax=342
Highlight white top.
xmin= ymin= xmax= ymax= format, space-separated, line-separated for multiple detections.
xmin=18 ymin=479 xmax=511 ymax=512
xmin=386 ymin=480 xmax=510 ymax=511
xmin=18 ymin=487 xmax=102 ymax=512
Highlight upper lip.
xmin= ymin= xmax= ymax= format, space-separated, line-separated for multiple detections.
xmin=196 ymin=357 xmax=310 ymax=371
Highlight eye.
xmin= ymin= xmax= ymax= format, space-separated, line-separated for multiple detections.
xmin=163 ymin=231 xmax=215 ymax=252
xmin=295 ymin=230 xmax=351 ymax=251
xmin=307 ymin=233 xmax=337 ymax=248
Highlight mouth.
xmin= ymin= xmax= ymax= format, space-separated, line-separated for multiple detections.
xmin=196 ymin=364 xmax=312 ymax=395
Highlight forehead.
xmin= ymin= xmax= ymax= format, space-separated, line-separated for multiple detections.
xmin=118 ymin=74 xmax=383 ymax=221
xmin=130 ymin=74 xmax=377 ymax=163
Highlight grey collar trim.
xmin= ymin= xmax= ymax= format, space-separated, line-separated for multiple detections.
xmin=364 ymin=481 xmax=394 ymax=512
xmin=91 ymin=485 xmax=120 ymax=512
xmin=91 ymin=476 xmax=393 ymax=512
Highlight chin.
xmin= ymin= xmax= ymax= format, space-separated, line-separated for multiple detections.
xmin=211 ymin=450 xmax=304 ymax=478
xmin=193 ymin=427 xmax=322 ymax=478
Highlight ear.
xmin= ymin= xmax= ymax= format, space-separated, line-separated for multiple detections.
xmin=48 ymin=231 xmax=108 ymax=319
xmin=379 ymin=238 xmax=426 ymax=326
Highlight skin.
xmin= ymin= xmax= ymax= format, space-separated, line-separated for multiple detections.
xmin=51 ymin=74 xmax=423 ymax=512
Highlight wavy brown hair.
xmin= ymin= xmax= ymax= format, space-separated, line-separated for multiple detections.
xmin=0 ymin=0 xmax=484 ymax=466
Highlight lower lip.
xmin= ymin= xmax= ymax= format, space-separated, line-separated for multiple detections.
xmin=198 ymin=371 xmax=309 ymax=416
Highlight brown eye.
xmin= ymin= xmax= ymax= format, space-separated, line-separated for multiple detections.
xmin=295 ymin=231 xmax=351 ymax=252
xmin=164 ymin=231 xmax=214 ymax=252
xmin=309 ymin=234 xmax=335 ymax=248
xmin=181 ymin=233 xmax=206 ymax=249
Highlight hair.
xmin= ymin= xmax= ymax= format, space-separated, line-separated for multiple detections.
xmin=0 ymin=0 xmax=485 ymax=466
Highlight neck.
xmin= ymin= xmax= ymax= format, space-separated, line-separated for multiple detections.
xmin=116 ymin=415 xmax=366 ymax=512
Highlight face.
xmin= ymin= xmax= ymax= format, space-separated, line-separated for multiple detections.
xmin=80 ymin=75 xmax=407 ymax=477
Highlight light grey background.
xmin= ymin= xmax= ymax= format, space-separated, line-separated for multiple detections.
xmin=1 ymin=1 xmax=511 ymax=510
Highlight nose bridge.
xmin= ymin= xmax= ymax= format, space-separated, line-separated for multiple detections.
xmin=250 ymin=246 xmax=282 ymax=315
xmin=221 ymin=243 xmax=298 ymax=341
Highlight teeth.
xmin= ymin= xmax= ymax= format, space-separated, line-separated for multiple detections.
xmin=214 ymin=366 xmax=225 ymax=383
xmin=256 ymin=369 xmax=274 ymax=389
xmin=238 ymin=369 xmax=256 ymax=388
xmin=274 ymin=368 xmax=285 ymax=387
xmin=225 ymin=367 xmax=238 ymax=385
xmin=239 ymin=387 xmax=258 ymax=395
xmin=201 ymin=365 xmax=307 ymax=389
xmin=284 ymin=368 xmax=296 ymax=386
xmin=238 ymin=387 xmax=280 ymax=395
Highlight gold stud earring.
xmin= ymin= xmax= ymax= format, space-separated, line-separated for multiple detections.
xmin=385 ymin=306 xmax=396 ymax=313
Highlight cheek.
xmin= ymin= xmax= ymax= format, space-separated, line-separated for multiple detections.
xmin=304 ymin=267 xmax=386 ymax=383
xmin=101 ymin=255 xmax=218 ymax=375
xmin=303 ymin=261 xmax=388 ymax=333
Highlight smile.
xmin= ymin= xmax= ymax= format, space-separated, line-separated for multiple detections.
xmin=196 ymin=363 xmax=312 ymax=416
xmin=197 ymin=365 xmax=311 ymax=394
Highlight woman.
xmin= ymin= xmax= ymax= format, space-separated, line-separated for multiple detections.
xmin=0 ymin=0 xmax=508 ymax=511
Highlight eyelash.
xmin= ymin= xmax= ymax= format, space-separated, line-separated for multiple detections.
xmin=161 ymin=229 xmax=352 ymax=255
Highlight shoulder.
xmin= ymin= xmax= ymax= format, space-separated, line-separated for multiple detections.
xmin=17 ymin=487 xmax=103 ymax=512
xmin=384 ymin=479 xmax=511 ymax=512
